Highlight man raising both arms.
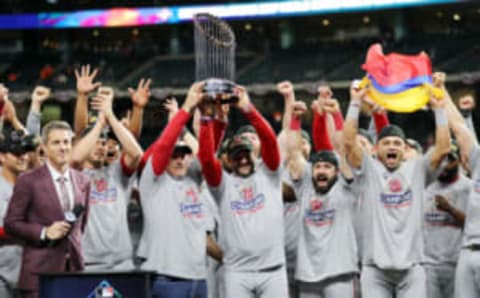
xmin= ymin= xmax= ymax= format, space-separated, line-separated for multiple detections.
xmin=343 ymin=83 xmax=451 ymax=298
xmin=199 ymin=86 xmax=288 ymax=298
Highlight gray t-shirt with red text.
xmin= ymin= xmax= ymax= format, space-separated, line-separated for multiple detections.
xmin=353 ymin=152 xmax=434 ymax=269
xmin=208 ymin=162 xmax=285 ymax=272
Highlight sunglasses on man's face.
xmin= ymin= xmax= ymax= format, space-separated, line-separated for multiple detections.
xmin=171 ymin=152 xmax=190 ymax=160
xmin=231 ymin=151 xmax=251 ymax=162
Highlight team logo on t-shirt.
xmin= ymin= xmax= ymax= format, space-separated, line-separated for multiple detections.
xmin=90 ymin=177 xmax=117 ymax=204
xmin=230 ymin=183 xmax=265 ymax=214
xmin=380 ymin=176 xmax=412 ymax=208
xmin=180 ymin=187 xmax=204 ymax=218
xmin=310 ymin=199 xmax=323 ymax=211
xmin=305 ymin=197 xmax=335 ymax=226
xmin=388 ymin=179 xmax=402 ymax=193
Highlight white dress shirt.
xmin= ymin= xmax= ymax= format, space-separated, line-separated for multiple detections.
xmin=46 ymin=162 xmax=75 ymax=212
xmin=41 ymin=162 xmax=76 ymax=240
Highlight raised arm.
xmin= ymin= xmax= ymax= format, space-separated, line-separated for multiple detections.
xmin=325 ymin=99 xmax=345 ymax=153
xmin=432 ymin=72 xmax=476 ymax=163
xmin=343 ymin=84 xmax=367 ymax=169
xmin=285 ymin=102 xmax=308 ymax=180
xmin=74 ymin=65 xmax=101 ymax=136
xmin=213 ymin=103 xmax=229 ymax=151
xmin=278 ymin=81 xmax=296 ymax=131
xmin=372 ymin=110 xmax=389 ymax=136
xmin=4 ymin=99 xmax=27 ymax=134
xmin=70 ymin=110 xmax=106 ymax=168
xmin=128 ymin=78 xmax=151 ymax=139
xmin=164 ymin=97 xmax=199 ymax=155
xmin=26 ymin=86 xmax=50 ymax=135
xmin=313 ymin=86 xmax=344 ymax=152
xmin=428 ymin=86 xmax=452 ymax=169
xmin=457 ymin=94 xmax=478 ymax=142
xmin=91 ymin=87 xmax=143 ymax=171
xmin=276 ymin=81 xmax=296 ymax=160
xmin=235 ymin=86 xmax=280 ymax=171
xmin=198 ymin=117 xmax=223 ymax=187
xmin=311 ymin=101 xmax=333 ymax=152
xmin=146 ymin=82 xmax=202 ymax=176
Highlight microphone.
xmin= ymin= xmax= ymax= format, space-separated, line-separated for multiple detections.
xmin=46 ymin=204 xmax=85 ymax=247
xmin=64 ymin=204 xmax=85 ymax=226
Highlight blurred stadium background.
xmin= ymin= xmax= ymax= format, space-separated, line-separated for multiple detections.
xmin=0 ymin=0 xmax=478 ymax=146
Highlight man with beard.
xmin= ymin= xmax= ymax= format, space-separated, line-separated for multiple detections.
xmin=283 ymin=92 xmax=358 ymax=297
xmin=423 ymin=141 xmax=469 ymax=298
xmin=0 ymin=131 xmax=30 ymax=297
xmin=343 ymin=83 xmax=450 ymax=298
xmin=198 ymin=86 xmax=287 ymax=298
xmin=289 ymin=149 xmax=359 ymax=297
xmin=434 ymin=71 xmax=480 ymax=298
xmin=71 ymin=88 xmax=143 ymax=271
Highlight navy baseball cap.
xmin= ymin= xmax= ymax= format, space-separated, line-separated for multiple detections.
xmin=227 ymin=135 xmax=253 ymax=159
xmin=0 ymin=130 xmax=30 ymax=155
xmin=310 ymin=150 xmax=338 ymax=168
xmin=173 ymin=142 xmax=192 ymax=155
xmin=377 ymin=125 xmax=406 ymax=142
xmin=236 ymin=125 xmax=256 ymax=136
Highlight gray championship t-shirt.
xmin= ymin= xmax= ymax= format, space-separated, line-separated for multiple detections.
xmin=354 ymin=152 xmax=434 ymax=270
xmin=138 ymin=158 xmax=207 ymax=279
xmin=423 ymin=176 xmax=470 ymax=266
xmin=462 ymin=146 xmax=480 ymax=247
xmin=83 ymin=160 xmax=136 ymax=269
xmin=0 ymin=176 xmax=21 ymax=286
xmin=208 ymin=162 xmax=285 ymax=272
xmin=292 ymin=167 xmax=358 ymax=282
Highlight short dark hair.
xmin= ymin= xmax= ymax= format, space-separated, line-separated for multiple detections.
xmin=41 ymin=121 xmax=73 ymax=144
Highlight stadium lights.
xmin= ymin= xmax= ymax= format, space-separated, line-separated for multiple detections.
xmin=0 ymin=0 xmax=464 ymax=30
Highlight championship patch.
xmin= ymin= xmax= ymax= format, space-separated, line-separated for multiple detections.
xmin=388 ymin=178 xmax=402 ymax=193
xmin=90 ymin=177 xmax=117 ymax=204
xmin=305 ymin=208 xmax=335 ymax=227
xmin=230 ymin=182 xmax=265 ymax=214
xmin=380 ymin=175 xmax=412 ymax=208
xmin=180 ymin=186 xmax=204 ymax=218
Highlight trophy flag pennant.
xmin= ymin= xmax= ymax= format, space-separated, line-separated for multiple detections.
xmin=360 ymin=43 xmax=443 ymax=113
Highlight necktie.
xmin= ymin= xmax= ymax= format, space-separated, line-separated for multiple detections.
xmin=57 ymin=176 xmax=72 ymax=212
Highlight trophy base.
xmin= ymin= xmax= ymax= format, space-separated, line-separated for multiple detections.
xmin=203 ymin=78 xmax=238 ymax=104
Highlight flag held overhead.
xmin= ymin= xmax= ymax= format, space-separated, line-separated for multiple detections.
xmin=360 ymin=43 xmax=443 ymax=113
